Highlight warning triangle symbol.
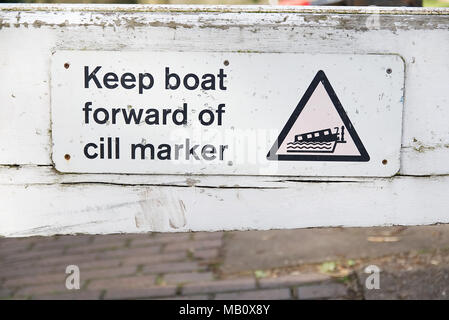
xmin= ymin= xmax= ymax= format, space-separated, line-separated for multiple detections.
xmin=267 ymin=70 xmax=370 ymax=162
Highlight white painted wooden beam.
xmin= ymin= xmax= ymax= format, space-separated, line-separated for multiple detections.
xmin=0 ymin=4 xmax=448 ymax=236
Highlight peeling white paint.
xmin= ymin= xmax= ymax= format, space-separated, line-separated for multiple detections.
xmin=0 ymin=5 xmax=448 ymax=236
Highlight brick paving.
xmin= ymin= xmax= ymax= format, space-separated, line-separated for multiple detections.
xmin=0 ymin=232 xmax=352 ymax=300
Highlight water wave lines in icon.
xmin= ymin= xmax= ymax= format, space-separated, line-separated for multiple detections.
xmin=287 ymin=141 xmax=337 ymax=153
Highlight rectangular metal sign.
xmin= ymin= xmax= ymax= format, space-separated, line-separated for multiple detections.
xmin=51 ymin=51 xmax=404 ymax=177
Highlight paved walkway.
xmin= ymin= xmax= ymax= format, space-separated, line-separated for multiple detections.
xmin=1 ymin=225 xmax=449 ymax=300
xmin=0 ymin=232 xmax=352 ymax=300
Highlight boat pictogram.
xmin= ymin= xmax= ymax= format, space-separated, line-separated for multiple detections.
xmin=287 ymin=126 xmax=347 ymax=153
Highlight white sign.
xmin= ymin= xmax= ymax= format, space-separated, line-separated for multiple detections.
xmin=51 ymin=51 xmax=404 ymax=177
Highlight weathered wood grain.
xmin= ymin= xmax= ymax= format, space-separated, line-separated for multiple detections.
xmin=1 ymin=5 xmax=448 ymax=174
xmin=0 ymin=5 xmax=448 ymax=236
xmin=1 ymin=171 xmax=448 ymax=237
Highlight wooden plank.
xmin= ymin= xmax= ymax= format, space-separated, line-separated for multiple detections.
xmin=0 ymin=5 xmax=448 ymax=236
xmin=1 ymin=172 xmax=448 ymax=237
xmin=0 ymin=5 xmax=448 ymax=175
xmin=0 ymin=165 xmax=369 ymax=186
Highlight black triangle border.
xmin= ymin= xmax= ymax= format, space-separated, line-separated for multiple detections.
xmin=267 ymin=70 xmax=370 ymax=162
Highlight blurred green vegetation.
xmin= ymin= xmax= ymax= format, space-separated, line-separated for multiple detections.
xmin=423 ymin=0 xmax=449 ymax=6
